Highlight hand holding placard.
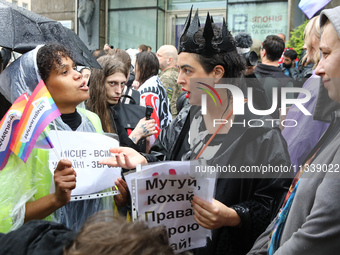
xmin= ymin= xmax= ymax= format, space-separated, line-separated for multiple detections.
xmin=114 ymin=177 xmax=129 ymax=207
xmin=53 ymin=158 xmax=76 ymax=206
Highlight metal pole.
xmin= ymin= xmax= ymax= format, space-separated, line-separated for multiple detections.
xmin=105 ymin=0 xmax=108 ymax=44
xmin=226 ymin=0 xmax=228 ymax=24
xmin=287 ymin=0 xmax=293 ymax=42
xmin=75 ymin=0 xmax=78 ymax=33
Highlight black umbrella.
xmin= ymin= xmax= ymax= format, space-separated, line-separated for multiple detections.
xmin=0 ymin=0 xmax=101 ymax=69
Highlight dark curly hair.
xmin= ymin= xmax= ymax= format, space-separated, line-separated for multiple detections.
xmin=37 ymin=43 xmax=74 ymax=83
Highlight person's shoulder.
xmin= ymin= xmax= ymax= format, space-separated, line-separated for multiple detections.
xmin=242 ymin=115 xmax=282 ymax=139
xmin=77 ymin=108 xmax=103 ymax=133
xmin=161 ymin=68 xmax=178 ymax=77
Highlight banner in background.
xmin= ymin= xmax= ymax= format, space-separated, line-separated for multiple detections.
xmin=228 ymin=2 xmax=288 ymax=42
xmin=298 ymin=0 xmax=332 ymax=19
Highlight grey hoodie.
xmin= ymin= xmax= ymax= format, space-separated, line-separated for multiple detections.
xmin=313 ymin=7 xmax=340 ymax=122
xmin=247 ymin=6 xmax=340 ymax=255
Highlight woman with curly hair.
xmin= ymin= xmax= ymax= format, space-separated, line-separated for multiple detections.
xmin=0 ymin=43 xmax=128 ymax=232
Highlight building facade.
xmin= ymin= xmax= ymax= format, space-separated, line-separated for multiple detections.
xmin=31 ymin=0 xmax=340 ymax=52
xmin=5 ymin=0 xmax=31 ymax=9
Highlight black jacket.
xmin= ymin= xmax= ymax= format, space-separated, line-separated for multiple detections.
xmin=254 ymin=63 xmax=295 ymax=118
xmin=146 ymin=104 xmax=292 ymax=255
xmin=0 ymin=221 xmax=75 ymax=255
xmin=109 ymin=104 xmax=146 ymax=152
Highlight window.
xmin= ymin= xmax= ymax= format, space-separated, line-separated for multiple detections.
xmin=168 ymin=0 xmax=226 ymax=10
xmin=108 ymin=9 xmax=162 ymax=50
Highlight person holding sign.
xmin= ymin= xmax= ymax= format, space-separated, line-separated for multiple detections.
xmin=0 ymin=43 xmax=128 ymax=232
xmin=100 ymin=7 xmax=292 ymax=255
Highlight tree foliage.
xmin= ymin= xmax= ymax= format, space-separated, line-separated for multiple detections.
xmin=286 ymin=19 xmax=309 ymax=58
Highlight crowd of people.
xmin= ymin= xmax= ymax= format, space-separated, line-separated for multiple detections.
xmin=0 ymin=4 xmax=340 ymax=255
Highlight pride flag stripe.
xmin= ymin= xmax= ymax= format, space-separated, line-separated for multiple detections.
xmin=0 ymin=94 xmax=28 ymax=170
xmin=10 ymin=80 xmax=61 ymax=162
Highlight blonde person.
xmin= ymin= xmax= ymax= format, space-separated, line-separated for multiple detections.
xmin=281 ymin=16 xmax=330 ymax=171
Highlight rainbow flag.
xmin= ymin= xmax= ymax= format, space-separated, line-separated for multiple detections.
xmin=34 ymin=130 xmax=54 ymax=149
xmin=10 ymin=80 xmax=61 ymax=162
xmin=0 ymin=94 xmax=28 ymax=170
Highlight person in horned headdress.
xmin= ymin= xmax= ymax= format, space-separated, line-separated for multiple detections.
xmin=100 ymin=7 xmax=292 ymax=255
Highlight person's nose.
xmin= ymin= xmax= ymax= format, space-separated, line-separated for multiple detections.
xmin=315 ymin=57 xmax=325 ymax=77
xmin=177 ymin=70 xmax=185 ymax=85
xmin=74 ymin=69 xmax=82 ymax=80
xmin=115 ymin=85 xmax=123 ymax=95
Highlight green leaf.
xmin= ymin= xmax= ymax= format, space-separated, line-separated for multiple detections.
xmin=286 ymin=20 xmax=309 ymax=58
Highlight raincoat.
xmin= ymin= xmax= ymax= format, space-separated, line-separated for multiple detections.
xmin=0 ymin=46 xmax=115 ymax=233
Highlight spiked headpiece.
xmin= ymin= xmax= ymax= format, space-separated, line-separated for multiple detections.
xmin=178 ymin=7 xmax=236 ymax=56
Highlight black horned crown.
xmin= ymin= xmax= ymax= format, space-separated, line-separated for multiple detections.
xmin=178 ymin=7 xmax=236 ymax=56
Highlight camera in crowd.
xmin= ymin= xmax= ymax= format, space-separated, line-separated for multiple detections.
xmin=241 ymin=51 xmax=258 ymax=67
xmin=235 ymin=32 xmax=258 ymax=67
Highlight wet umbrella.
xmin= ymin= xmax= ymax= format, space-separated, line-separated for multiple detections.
xmin=0 ymin=0 xmax=100 ymax=69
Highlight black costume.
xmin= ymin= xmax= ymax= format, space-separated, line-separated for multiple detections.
xmin=140 ymin=7 xmax=292 ymax=254
xmin=144 ymin=104 xmax=292 ymax=255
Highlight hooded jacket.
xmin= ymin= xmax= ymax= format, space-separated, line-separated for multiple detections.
xmin=0 ymin=46 xmax=115 ymax=233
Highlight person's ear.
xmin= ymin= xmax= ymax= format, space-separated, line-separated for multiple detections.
xmin=168 ymin=56 xmax=173 ymax=65
xmin=213 ymin=65 xmax=224 ymax=81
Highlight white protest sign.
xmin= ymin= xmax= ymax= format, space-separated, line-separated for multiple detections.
xmin=49 ymin=130 xmax=120 ymax=196
xmin=126 ymin=161 xmax=215 ymax=253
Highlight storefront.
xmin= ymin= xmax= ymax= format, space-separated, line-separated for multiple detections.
xmin=107 ymin=0 xmax=290 ymax=51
